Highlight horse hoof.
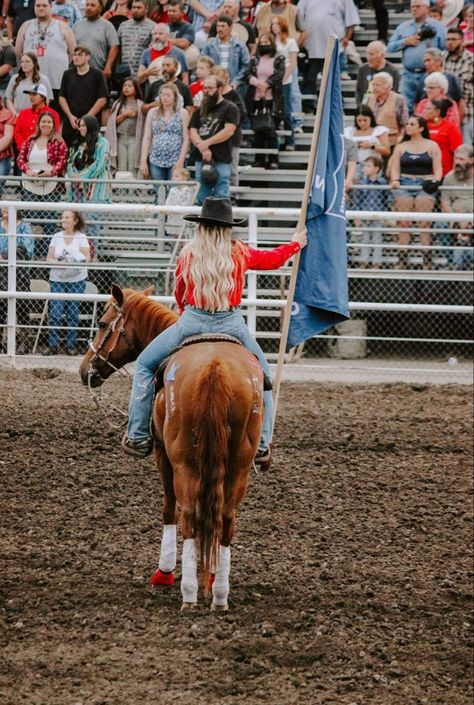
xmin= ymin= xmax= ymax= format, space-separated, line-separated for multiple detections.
xmin=150 ymin=569 xmax=174 ymax=587
xmin=210 ymin=601 xmax=229 ymax=612
xmin=181 ymin=602 xmax=198 ymax=611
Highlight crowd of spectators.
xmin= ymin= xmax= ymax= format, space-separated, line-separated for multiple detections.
xmin=0 ymin=0 xmax=473 ymax=350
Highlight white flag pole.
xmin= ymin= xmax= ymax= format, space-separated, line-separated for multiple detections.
xmin=272 ymin=34 xmax=338 ymax=421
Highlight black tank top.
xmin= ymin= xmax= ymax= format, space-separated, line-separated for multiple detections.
xmin=400 ymin=150 xmax=433 ymax=176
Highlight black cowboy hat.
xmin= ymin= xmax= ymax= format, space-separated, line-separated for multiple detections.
xmin=183 ymin=197 xmax=246 ymax=227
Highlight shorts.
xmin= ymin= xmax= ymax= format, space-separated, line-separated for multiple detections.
xmin=393 ymin=176 xmax=434 ymax=201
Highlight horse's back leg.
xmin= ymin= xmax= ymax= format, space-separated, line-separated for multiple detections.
xmin=179 ymin=476 xmax=200 ymax=608
xmin=150 ymin=447 xmax=177 ymax=587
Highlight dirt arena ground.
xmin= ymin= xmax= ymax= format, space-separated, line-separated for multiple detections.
xmin=0 ymin=368 xmax=472 ymax=705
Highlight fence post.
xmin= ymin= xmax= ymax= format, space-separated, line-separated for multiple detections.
xmin=246 ymin=211 xmax=258 ymax=335
xmin=6 ymin=204 xmax=18 ymax=358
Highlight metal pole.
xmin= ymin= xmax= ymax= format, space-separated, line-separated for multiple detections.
xmin=6 ymin=205 xmax=18 ymax=358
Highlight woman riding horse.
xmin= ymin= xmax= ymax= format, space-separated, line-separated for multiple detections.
xmin=122 ymin=197 xmax=307 ymax=465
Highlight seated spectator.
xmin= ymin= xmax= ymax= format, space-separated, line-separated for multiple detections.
xmin=73 ymin=0 xmax=119 ymax=80
xmin=190 ymin=55 xmax=214 ymax=108
xmin=443 ymin=28 xmax=474 ymax=144
xmin=200 ymin=14 xmax=250 ymax=89
xmin=441 ymin=144 xmax=474 ymax=270
xmin=245 ymin=33 xmax=284 ymax=171
xmin=0 ymin=208 xmax=34 ymax=355
xmin=189 ymin=73 xmax=239 ymax=203
xmin=4 ymin=53 xmax=53 ymax=119
xmin=52 ymin=0 xmax=82 ymax=26
xmin=165 ymin=166 xmax=196 ymax=231
xmin=343 ymin=135 xmax=358 ymax=194
xmin=367 ymin=72 xmax=409 ymax=149
xmin=142 ymin=55 xmax=193 ymax=114
xmin=59 ymin=45 xmax=109 ymax=148
xmin=0 ymin=95 xmax=15 ymax=195
xmin=0 ymin=36 xmax=17 ymax=97
xmin=13 ymin=84 xmax=61 ymax=153
xmin=415 ymin=71 xmax=461 ymax=126
xmin=414 ymin=48 xmax=464 ymax=120
xmin=423 ymin=98 xmax=463 ymax=176
xmin=211 ymin=65 xmax=246 ymax=188
xmin=208 ymin=0 xmax=256 ymax=55
xmin=460 ymin=4 xmax=473 ymax=53
xmin=138 ymin=23 xmax=189 ymax=88
xmin=105 ymin=77 xmax=144 ymax=175
xmin=140 ymin=81 xmax=190 ymax=181
xmin=117 ymin=0 xmax=155 ymax=78
xmin=45 ymin=210 xmax=91 ymax=355
xmin=355 ymin=40 xmax=400 ymax=106
xmin=389 ymin=115 xmax=443 ymax=270
xmin=167 ymin=0 xmax=199 ymax=71
xmin=354 ymin=155 xmax=389 ymax=268
xmin=344 ymin=104 xmax=391 ymax=180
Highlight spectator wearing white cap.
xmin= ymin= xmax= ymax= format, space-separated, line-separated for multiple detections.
xmin=13 ymin=82 xmax=61 ymax=151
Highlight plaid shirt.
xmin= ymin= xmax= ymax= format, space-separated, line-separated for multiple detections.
xmin=17 ymin=136 xmax=68 ymax=176
xmin=443 ymin=50 xmax=474 ymax=124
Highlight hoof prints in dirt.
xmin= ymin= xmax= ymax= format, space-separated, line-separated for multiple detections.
xmin=0 ymin=370 xmax=472 ymax=705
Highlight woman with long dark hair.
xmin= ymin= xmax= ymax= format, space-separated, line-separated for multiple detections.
xmin=390 ymin=115 xmax=443 ymax=270
xmin=4 ymin=53 xmax=53 ymax=118
xmin=105 ymin=77 xmax=144 ymax=175
xmin=344 ymin=104 xmax=391 ymax=179
xmin=423 ymin=98 xmax=463 ymax=176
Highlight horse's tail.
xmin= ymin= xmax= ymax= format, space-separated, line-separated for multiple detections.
xmin=194 ymin=360 xmax=231 ymax=594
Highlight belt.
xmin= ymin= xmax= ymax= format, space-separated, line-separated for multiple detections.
xmin=187 ymin=305 xmax=241 ymax=313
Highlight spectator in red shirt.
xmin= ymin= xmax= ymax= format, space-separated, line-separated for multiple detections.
xmin=423 ymin=98 xmax=463 ymax=175
xmin=13 ymin=83 xmax=61 ymax=150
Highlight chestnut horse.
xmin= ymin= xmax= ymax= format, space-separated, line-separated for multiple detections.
xmin=79 ymin=285 xmax=264 ymax=610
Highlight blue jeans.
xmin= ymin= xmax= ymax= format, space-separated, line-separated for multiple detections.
xmin=290 ymin=69 xmax=304 ymax=129
xmin=127 ymin=306 xmax=273 ymax=451
xmin=282 ymin=83 xmax=295 ymax=147
xmin=149 ymin=163 xmax=174 ymax=181
xmin=195 ymin=160 xmax=232 ymax=204
xmin=0 ymin=157 xmax=11 ymax=198
xmin=400 ymin=69 xmax=424 ymax=113
xmin=48 ymin=279 xmax=87 ymax=348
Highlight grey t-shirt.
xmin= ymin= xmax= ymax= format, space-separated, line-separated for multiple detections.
xmin=441 ymin=170 xmax=474 ymax=214
xmin=118 ymin=18 xmax=155 ymax=76
xmin=73 ymin=17 xmax=119 ymax=71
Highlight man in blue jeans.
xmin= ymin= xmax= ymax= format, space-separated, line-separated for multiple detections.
xmin=189 ymin=74 xmax=240 ymax=203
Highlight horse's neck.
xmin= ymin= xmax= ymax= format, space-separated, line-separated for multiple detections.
xmin=134 ymin=303 xmax=177 ymax=352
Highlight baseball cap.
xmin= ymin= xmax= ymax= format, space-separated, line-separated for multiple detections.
xmin=23 ymin=83 xmax=49 ymax=98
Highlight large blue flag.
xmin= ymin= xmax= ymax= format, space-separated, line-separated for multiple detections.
xmin=288 ymin=40 xmax=350 ymax=348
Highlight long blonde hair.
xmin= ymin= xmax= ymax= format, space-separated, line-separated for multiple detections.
xmin=178 ymin=225 xmax=247 ymax=311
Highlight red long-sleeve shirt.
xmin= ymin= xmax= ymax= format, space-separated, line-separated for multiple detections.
xmin=174 ymin=240 xmax=300 ymax=312
xmin=13 ymin=106 xmax=61 ymax=150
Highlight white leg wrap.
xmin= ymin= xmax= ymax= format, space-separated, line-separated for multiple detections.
xmin=212 ymin=545 xmax=231 ymax=606
xmin=181 ymin=538 xmax=198 ymax=604
xmin=158 ymin=524 xmax=177 ymax=573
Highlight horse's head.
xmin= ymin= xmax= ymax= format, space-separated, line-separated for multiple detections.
xmin=79 ymin=283 xmax=154 ymax=388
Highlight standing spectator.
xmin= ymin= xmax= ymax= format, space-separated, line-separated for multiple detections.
xmin=354 ymin=155 xmax=389 ymax=268
xmin=59 ymin=45 xmax=109 ymax=148
xmin=140 ymin=81 xmax=189 ymax=180
xmin=137 ymin=23 xmax=189 ymax=87
xmin=443 ymin=27 xmax=474 ymax=143
xmin=103 ymin=0 xmax=132 ymax=28
xmin=188 ymin=0 xmax=221 ymax=34
xmin=105 ymin=77 xmax=144 ymax=174
xmin=423 ymin=98 xmax=463 ymax=175
xmin=45 ymin=210 xmax=91 ymax=355
xmin=51 ymin=0 xmax=82 ymax=26
xmin=67 ymin=115 xmax=112 ymax=244
xmin=142 ymin=54 xmax=193 ymax=113
xmin=367 ymin=72 xmax=409 ymax=148
xmin=189 ymin=55 xmax=214 ymax=108
xmin=117 ymin=0 xmax=155 ymax=77
xmin=5 ymin=0 xmax=36 ymax=43
xmin=15 ymin=0 xmax=76 ymax=111
xmin=189 ymin=73 xmax=239 ymax=202
xmin=389 ymin=115 xmax=443 ymax=270
xmin=211 ymin=65 xmax=246 ymax=189
xmin=245 ymin=33 xmax=284 ymax=170
xmin=387 ymin=0 xmax=446 ymax=113
xmin=73 ymin=0 xmax=119 ymax=80
xmin=167 ymin=0 xmax=199 ymax=70
xmin=270 ymin=14 xmax=303 ymax=150
xmin=413 ymin=48 xmax=464 ymax=121
xmin=441 ymin=144 xmax=473 ymax=270
xmin=0 ymin=95 xmax=15 ymax=194
xmin=297 ymin=0 xmax=360 ymax=112
xmin=200 ymin=14 xmax=250 ymax=89
xmin=415 ymin=71 xmax=460 ymax=126
xmin=355 ymin=40 xmax=400 ymax=106
xmin=257 ymin=0 xmax=301 ymax=40
xmin=4 ymin=52 xmax=53 ymax=118
xmin=13 ymin=83 xmax=60 ymax=151
xmin=0 ymin=37 xmax=17 ymax=97
xmin=460 ymin=4 xmax=473 ymax=53
xmin=208 ymin=0 xmax=256 ymax=55
xmin=344 ymin=104 xmax=390 ymax=178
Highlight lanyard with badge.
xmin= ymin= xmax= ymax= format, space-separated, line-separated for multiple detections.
xmin=36 ymin=19 xmax=51 ymax=57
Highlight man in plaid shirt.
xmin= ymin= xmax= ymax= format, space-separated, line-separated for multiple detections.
xmin=443 ymin=27 xmax=474 ymax=144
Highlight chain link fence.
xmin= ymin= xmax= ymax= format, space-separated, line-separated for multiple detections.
xmin=0 ymin=177 xmax=472 ymax=375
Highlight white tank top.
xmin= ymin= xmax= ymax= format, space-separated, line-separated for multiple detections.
xmin=23 ymin=19 xmax=69 ymax=90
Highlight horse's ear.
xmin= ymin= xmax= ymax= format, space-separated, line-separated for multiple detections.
xmin=143 ymin=285 xmax=154 ymax=297
xmin=111 ymin=283 xmax=124 ymax=307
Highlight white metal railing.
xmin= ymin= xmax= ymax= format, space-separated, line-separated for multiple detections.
xmin=1 ymin=200 xmax=473 ymax=364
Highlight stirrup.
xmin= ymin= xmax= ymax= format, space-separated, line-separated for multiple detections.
xmin=121 ymin=433 xmax=153 ymax=458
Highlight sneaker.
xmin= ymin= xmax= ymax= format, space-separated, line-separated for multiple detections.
xmin=268 ymin=162 xmax=279 ymax=170
xmin=121 ymin=433 xmax=154 ymax=458
xmin=340 ymin=72 xmax=351 ymax=81
xmin=284 ymin=144 xmax=295 ymax=151
xmin=294 ymin=127 xmax=304 ymax=134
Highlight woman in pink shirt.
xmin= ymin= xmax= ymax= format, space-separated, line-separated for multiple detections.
xmin=245 ymin=33 xmax=285 ymax=170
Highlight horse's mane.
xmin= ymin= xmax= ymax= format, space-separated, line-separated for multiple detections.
xmin=121 ymin=289 xmax=179 ymax=341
